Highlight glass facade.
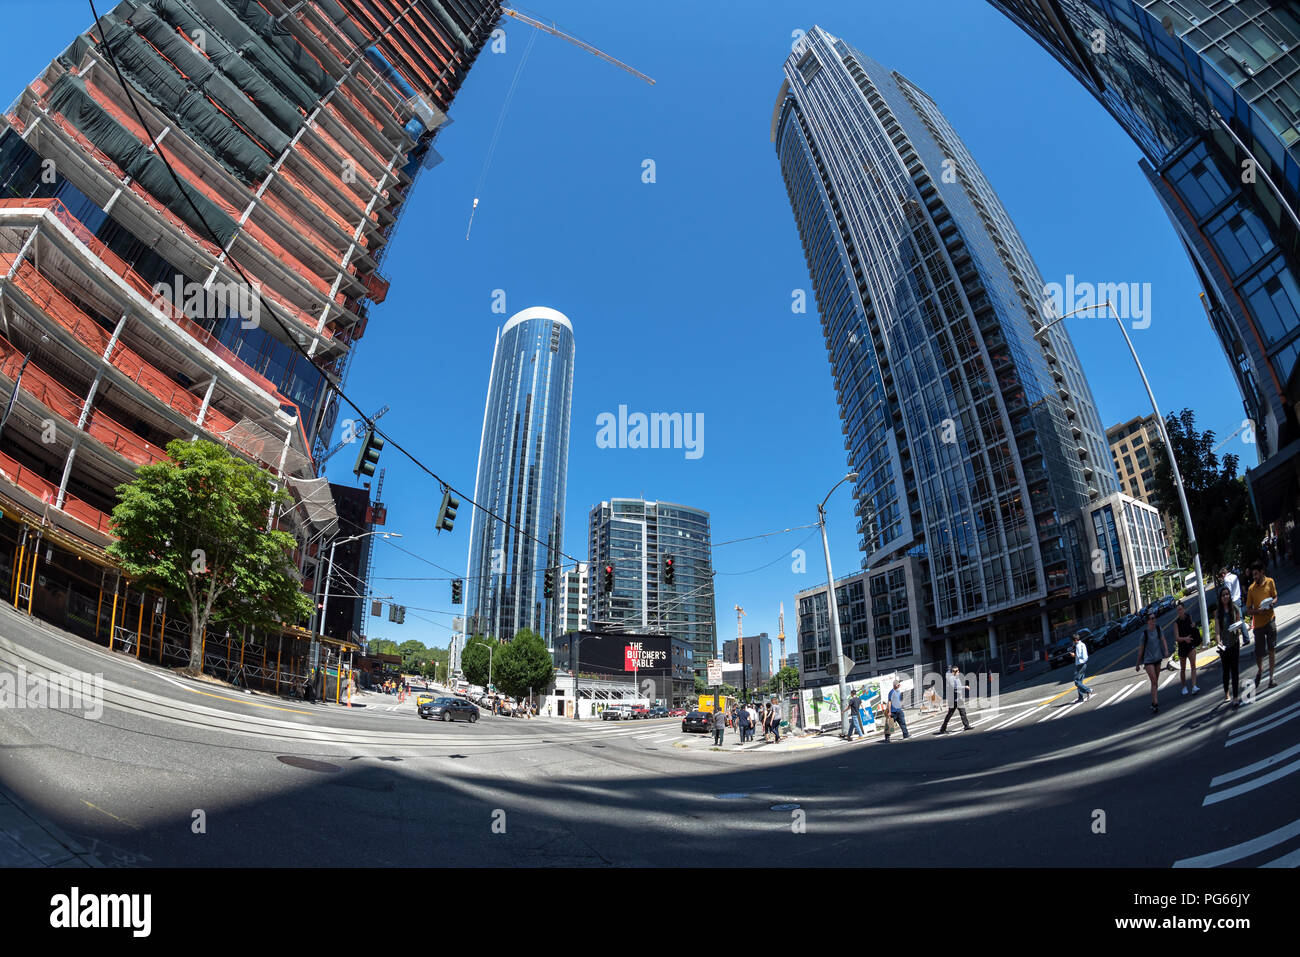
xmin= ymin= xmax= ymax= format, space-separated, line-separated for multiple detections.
xmin=587 ymin=499 xmax=717 ymax=678
xmin=465 ymin=307 xmax=575 ymax=644
xmin=775 ymin=27 xmax=1117 ymax=632
xmin=989 ymin=0 xmax=1300 ymax=521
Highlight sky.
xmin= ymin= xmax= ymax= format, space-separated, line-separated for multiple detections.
xmin=6 ymin=1 xmax=1252 ymax=658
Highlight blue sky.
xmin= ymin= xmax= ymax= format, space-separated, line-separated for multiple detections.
xmin=10 ymin=1 xmax=1249 ymax=656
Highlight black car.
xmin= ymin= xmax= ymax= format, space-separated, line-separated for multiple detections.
xmin=647 ymin=707 xmax=670 ymax=719
xmin=1048 ymin=637 xmax=1076 ymax=669
xmin=681 ymin=710 xmax=713 ymax=733
xmin=1120 ymin=613 xmax=1143 ymax=634
xmin=1074 ymin=628 xmax=1097 ymax=652
xmin=419 ymin=697 xmax=479 ymax=722
xmin=1094 ymin=621 xmax=1121 ymax=647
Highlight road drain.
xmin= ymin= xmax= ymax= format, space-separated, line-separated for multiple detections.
xmin=277 ymin=755 xmax=341 ymax=773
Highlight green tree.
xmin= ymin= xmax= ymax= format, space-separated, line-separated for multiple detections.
xmin=495 ymin=629 xmax=555 ymax=700
xmin=397 ymin=639 xmax=428 ymax=672
xmin=461 ymin=634 xmax=494 ymax=687
xmin=766 ymin=666 xmax=799 ymax=693
xmin=108 ymin=439 xmax=312 ymax=672
xmin=368 ymin=639 xmax=399 ymax=657
xmin=693 ymin=675 xmax=709 ymax=696
xmin=1149 ymin=409 xmax=1259 ymax=572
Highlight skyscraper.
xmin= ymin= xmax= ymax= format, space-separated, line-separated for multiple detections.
xmin=587 ymin=498 xmax=716 ymax=677
xmin=0 ymin=1 xmax=499 ymax=642
xmin=466 ymin=306 xmax=575 ymax=644
xmin=774 ymin=27 xmax=1119 ymax=666
xmin=987 ymin=0 xmax=1300 ymax=525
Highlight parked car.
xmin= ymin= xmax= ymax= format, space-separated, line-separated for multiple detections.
xmin=601 ymin=706 xmax=632 ymax=721
xmin=1074 ymin=628 xmax=1097 ymax=652
xmin=419 ymin=697 xmax=479 ymax=722
xmin=668 ymin=708 xmax=687 ymax=717
xmin=1093 ymin=621 xmax=1121 ymax=647
xmin=646 ymin=707 xmax=670 ymax=719
xmin=1184 ymin=571 xmax=1199 ymax=594
xmin=1120 ymin=613 xmax=1143 ymax=634
xmin=681 ymin=710 xmax=713 ymax=733
xmin=628 ymin=705 xmax=651 ymax=719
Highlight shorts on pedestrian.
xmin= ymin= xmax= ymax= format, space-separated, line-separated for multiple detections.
xmin=1255 ymin=620 xmax=1277 ymax=654
xmin=1177 ymin=640 xmax=1194 ymax=662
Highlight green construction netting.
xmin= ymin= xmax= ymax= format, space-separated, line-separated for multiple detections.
xmin=128 ymin=7 xmax=291 ymax=156
xmin=45 ymin=72 xmax=238 ymax=247
xmin=316 ymin=0 xmax=368 ymax=50
xmin=147 ymin=0 xmax=306 ymax=133
xmin=95 ymin=12 xmax=272 ymax=184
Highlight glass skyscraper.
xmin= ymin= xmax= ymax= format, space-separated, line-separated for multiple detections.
xmin=465 ymin=306 xmax=575 ymax=644
xmin=987 ymin=0 xmax=1300 ymax=524
xmin=774 ymin=27 xmax=1119 ymax=659
xmin=587 ymin=498 xmax=716 ymax=678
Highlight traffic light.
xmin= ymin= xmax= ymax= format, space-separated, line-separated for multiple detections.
xmin=544 ymin=566 xmax=555 ymax=599
xmin=435 ymin=490 xmax=459 ymax=532
xmin=396 ymin=605 xmax=406 ymax=624
xmin=388 ymin=603 xmax=397 ymax=622
xmin=603 ymin=563 xmax=614 ymax=594
xmin=663 ymin=555 xmax=674 ymax=584
xmin=451 ymin=578 xmax=463 ymax=604
xmin=352 ymin=428 xmax=384 ymax=478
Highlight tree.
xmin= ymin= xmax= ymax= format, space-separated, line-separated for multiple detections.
xmin=495 ymin=629 xmax=555 ymax=701
xmin=368 ymin=639 xmax=399 ymax=657
xmin=397 ymin=639 xmax=428 ymax=673
xmin=693 ymin=675 xmax=709 ymax=696
xmin=1149 ymin=409 xmax=1259 ymax=573
xmin=461 ymin=634 xmax=493 ymax=687
xmin=767 ymin=666 xmax=799 ymax=693
xmin=108 ymin=439 xmax=312 ymax=672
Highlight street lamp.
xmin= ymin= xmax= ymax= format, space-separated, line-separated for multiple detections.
xmin=818 ymin=471 xmax=858 ymax=739
xmin=318 ymin=530 xmax=402 ymax=639
xmin=1034 ymin=301 xmax=1210 ymax=641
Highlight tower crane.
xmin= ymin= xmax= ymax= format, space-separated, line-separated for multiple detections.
xmin=502 ymin=6 xmax=655 ymax=85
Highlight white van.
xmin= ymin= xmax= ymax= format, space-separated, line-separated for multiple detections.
xmin=1184 ymin=571 xmax=1199 ymax=594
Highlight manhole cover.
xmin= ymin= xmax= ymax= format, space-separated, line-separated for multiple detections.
xmin=715 ymin=792 xmax=749 ymax=800
xmin=770 ymin=803 xmax=801 ymax=811
xmin=277 ymin=755 xmax=341 ymax=773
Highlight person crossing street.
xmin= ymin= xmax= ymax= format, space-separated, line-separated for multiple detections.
xmin=1069 ymin=632 xmax=1094 ymax=702
xmin=938 ymin=666 xmax=972 ymax=734
xmin=883 ymin=678 xmax=910 ymax=742
xmin=1246 ymin=561 xmax=1279 ymax=690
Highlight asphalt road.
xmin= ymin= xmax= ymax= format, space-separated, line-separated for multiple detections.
xmin=1 ymin=592 xmax=1297 ymax=867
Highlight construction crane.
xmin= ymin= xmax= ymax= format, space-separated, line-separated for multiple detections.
xmin=317 ymin=405 xmax=391 ymax=467
xmin=735 ymin=604 xmax=745 ymax=702
xmin=778 ymin=602 xmax=786 ymax=706
xmin=501 ymin=6 xmax=655 ymax=85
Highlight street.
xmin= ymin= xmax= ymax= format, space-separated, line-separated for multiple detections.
xmin=2 ymin=584 xmax=1297 ymax=868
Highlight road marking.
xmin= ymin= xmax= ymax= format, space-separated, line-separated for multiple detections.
xmin=1262 ymin=846 xmax=1300 ymax=868
xmin=80 ymin=801 xmax=143 ymax=831
xmin=1228 ymin=698 xmax=1300 ymax=738
xmin=1100 ymin=683 xmax=1141 ymax=708
xmin=984 ymin=707 xmax=1037 ymax=731
xmin=1204 ymin=756 xmax=1300 ymax=806
xmin=1173 ymin=816 xmax=1300 ymax=868
xmin=1227 ymin=700 xmax=1300 ymax=747
xmin=1160 ymin=672 xmax=1179 ymax=690
xmin=1210 ymin=741 xmax=1300 ymax=788
xmin=1038 ymin=702 xmax=1078 ymax=723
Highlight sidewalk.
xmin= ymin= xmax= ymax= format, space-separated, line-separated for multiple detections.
xmin=0 ymin=783 xmax=103 ymax=867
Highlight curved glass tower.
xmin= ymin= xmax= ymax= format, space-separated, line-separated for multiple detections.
xmin=465 ymin=306 xmax=575 ymax=644
xmin=774 ymin=27 xmax=1118 ymax=650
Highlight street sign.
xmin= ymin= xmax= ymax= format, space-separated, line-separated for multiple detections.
xmin=706 ymin=659 xmax=723 ymax=685
xmin=840 ymin=654 xmax=855 ymax=677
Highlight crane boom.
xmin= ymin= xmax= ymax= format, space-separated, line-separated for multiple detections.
xmin=502 ymin=7 xmax=654 ymax=85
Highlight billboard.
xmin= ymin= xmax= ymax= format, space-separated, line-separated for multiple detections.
xmin=801 ymin=672 xmax=900 ymax=733
xmin=558 ymin=631 xmax=674 ymax=678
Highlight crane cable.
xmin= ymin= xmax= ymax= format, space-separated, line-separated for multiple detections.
xmin=466 ymin=25 xmax=538 ymax=240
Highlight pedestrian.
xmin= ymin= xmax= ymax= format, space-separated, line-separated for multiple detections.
xmin=735 ymin=703 xmax=749 ymax=744
xmin=747 ymin=702 xmax=759 ymax=742
xmin=1221 ymin=566 xmax=1245 ymax=627
xmin=938 ymin=665 xmax=972 ymax=733
xmin=770 ymin=698 xmax=783 ymax=743
xmin=1213 ymin=585 xmax=1244 ymax=707
xmin=1068 ymin=632 xmax=1094 ymax=702
xmin=1134 ymin=611 xmax=1169 ymax=714
xmin=1245 ymin=561 xmax=1279 ymax=690
xmin=712 ymin=706 xmax=726 ymax=746
xmin=883 ymin=678 xmax=910 ymax=742
xmin=844 ymin=690 xmax=864 ymax=740
xmin=1169 ymin=603 xmax=1200 ymax=696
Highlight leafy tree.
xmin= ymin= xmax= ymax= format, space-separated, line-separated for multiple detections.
xmin=1149 ymin=409 xmax=1259 ymax=573
xmin=461 ymin=634 xmax=494 ymax=687
xmin=766 ymin=666 xmax=799 ymax=693
xmin=693 ymin=675 xmax=709 ymax=696
xmin=495 ymin=629 xmax=555 ymax=700
xmin=108 ymin=439 xmax=311 ymax=672
xmin=368 ymin=639 xmax=399 ymax=657
xmin=397 ymin=639 xmax=428 ymax=672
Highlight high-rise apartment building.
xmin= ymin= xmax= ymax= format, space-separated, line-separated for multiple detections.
xmin=559 ymin=562 xmax=589 ymax=638
xmin=587 ymin=498 xmax=716 ymax=677
xmin=0 ymin=1 xmax=500 ymax=648
xmin=988 ymin=0 xmax=1300 ymax=525
xmin=775 ymin=27 xmax=1120 ymax=667
xmin=465 ymin=306 xmax=575 ymax=644
xmin=721 ymin=632 xmax=773 ymax=690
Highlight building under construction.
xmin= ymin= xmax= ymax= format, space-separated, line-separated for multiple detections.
xmin=0 ymin=0 xmax=502 ymax=689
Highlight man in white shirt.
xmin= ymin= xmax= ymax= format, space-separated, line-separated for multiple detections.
xmin=1070 ymin=632 xmax=1094 ymax=702
xmin=1221 ymin=567 xmax=1247 ymax=638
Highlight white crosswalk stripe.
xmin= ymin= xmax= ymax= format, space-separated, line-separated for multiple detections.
xmin=1100 ymin=683 xmax=1142 ymax=708
xmin=1173 ymin=817 xmax=1300 ymax=867
xmin=984 ymin=706 xmax=1039 ymax=731
xmin=1204 ymin=754 xmax=1300 ymax=806
xmin=1227 ymin=698 xmax=1300 ymax=747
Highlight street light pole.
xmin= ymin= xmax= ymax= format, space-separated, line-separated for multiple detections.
xmin=818 ymin=472 xmax=858 ymax=738
xmin=317 ymin=530 xmax=402 ymax=640
xmin=1035 ymin=303 xmax=1210 ymax=641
